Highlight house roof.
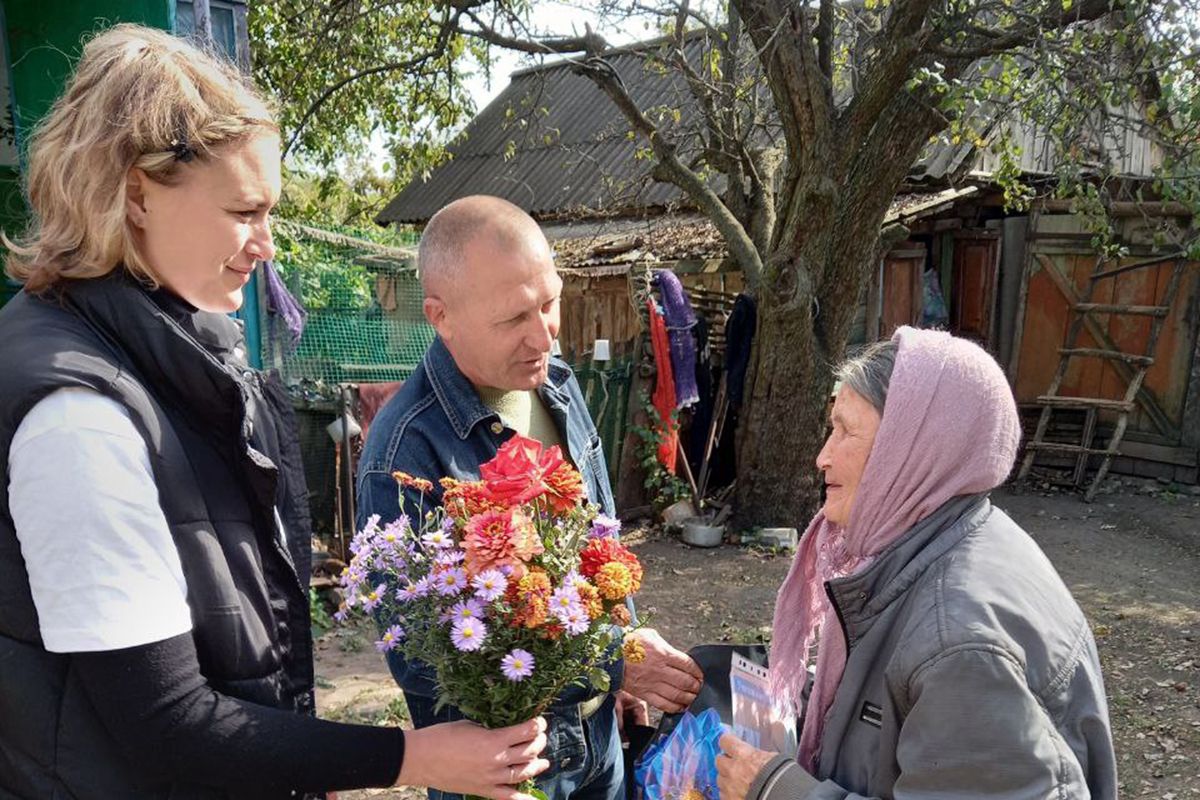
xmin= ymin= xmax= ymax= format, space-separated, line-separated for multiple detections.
xmin=547 ymin=187 xmax=981 ymax=271
xmin=376 ymin=35 xmax=743 ymax=226
xmin=378 ymin=33 xmax=1159 ymax=227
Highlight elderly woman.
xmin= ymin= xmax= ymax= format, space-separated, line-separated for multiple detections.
xmin=0 ymin=24 xmax=546 ymax=799
xmin=716 ymin=327 xmax=1117 ymax=800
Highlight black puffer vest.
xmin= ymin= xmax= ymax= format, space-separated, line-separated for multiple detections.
xmin=0 ymin=271 xmax=315 ymax=798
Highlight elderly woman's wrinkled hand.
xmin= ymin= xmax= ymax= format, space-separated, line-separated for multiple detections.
xmin=716 ymin=732 xmax=778 ymax=800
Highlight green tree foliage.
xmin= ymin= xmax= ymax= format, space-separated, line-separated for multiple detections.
xmin=249 ymin=1 xmax=492 ymax=217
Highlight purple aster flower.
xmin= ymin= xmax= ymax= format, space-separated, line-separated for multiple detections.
xmin=501 ymin=649 xmax=535 ymax=682
xmin=450 ymin=617 xmax=487 ymax=652
xmin=562 ymin=607 xmax=590 ymax=636
xmin=549 ymin=584 xmax=581 ymax=615
xmin=472 ymin=569 xmax=508 ymax=602
xmin=436 ymin=549 xmax=466 ymax=566
xmin=422 ymin=527 xmax=454 ymax=550
xmin=361 ymin=583 xmax=388 ymax=613
xmin=340 ymin=565 xmax=366 ymax=595
xmin=396 ymin=579 xmax=425 ymax=602
xmin=359 ymin=514 xmax=382 ymax=538
xmin=562 ymin=570 xmax=586 ymax=591
xmin=376 ymin=624 xmax=405 ymax=652
xmin=380 ymin=518 xmax=409 ymax=542
xmin=589 ymin=514 xmax=622 ymax=540
xmin=450 ymin=598 xmax=485 ymax=621
xmin=435 ymin=567 xmax=468 ymax=597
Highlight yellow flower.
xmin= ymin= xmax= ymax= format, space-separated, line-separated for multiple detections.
xmin=594 ymin=562 xmax=633 ymax=600
xmin=622 ymin=635 xmax=646 ymax=664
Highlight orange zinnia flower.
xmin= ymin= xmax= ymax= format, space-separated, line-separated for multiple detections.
xmin=579 ymin=538 xmax=643 ymax=593
xmin=441 ymin=477 xmax=502 ymax=518
xmin=543 ymin=461 xmax=585 ymax=514
xmin=594 ymin=562 xmax=634 ymax=600
xmin=462 ymin=508 xmax=543 ymax=578
xmin=393 ymin=471 xmax=434 ymax=494
xmin=507 ymin=569 xmax=552 ymax=628
xmin=573 ymin=578 xmax=604 ymax=620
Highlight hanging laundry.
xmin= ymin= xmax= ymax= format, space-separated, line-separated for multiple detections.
xmin=724 ymin=293 xmax=758 ymax=409
xmin=261 ymin=259 xmax=308 ymax=348
xmin=647 ymin=299 xmax=679 ymax=473
xmin=653 ymin=270 xmax=700 ymax=408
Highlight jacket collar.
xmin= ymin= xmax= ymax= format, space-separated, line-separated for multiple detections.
xmin=827 ymin=493 xmax=991 ymax=644
xmin=424 ymin=336 xmax=575 ymax=440
xmin=57 ymin=269 xmax=248 ymax=437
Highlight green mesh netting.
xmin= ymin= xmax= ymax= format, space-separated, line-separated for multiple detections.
xmin=261 ymin=225 xmax=434 ymax=389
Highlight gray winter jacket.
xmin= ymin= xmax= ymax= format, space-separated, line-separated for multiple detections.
xmin=749 ymin=494 xmax=1117 ymax=800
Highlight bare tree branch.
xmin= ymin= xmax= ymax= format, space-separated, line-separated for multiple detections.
xmin=839 ymin=0 xmax=939 ymax=149
xmin=460 ymin=9 xmax=608 ymax=56
xmin=817 ymin=0 xmax=834 ymax=80
xmin=575 ymin=56 xmax=765 ymax=281
xmin=734 ymin=0 xmax=835 ymax=171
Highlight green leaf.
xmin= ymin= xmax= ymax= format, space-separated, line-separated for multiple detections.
xmin=588 ymin=667 xmax=611 ymax=693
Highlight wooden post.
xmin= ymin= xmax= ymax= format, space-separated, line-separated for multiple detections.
xmin=1179 ymin=269 xmax=1200 ymax=452
xmin=1009 ymin=211 xmax=1045 ymax=385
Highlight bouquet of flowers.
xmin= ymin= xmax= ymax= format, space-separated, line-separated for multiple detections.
xmin=339 ymin=434 xmax=644 ymax=732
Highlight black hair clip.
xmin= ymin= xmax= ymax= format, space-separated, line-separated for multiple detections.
xmin=168 ymin=137 xmax=195 ymax=163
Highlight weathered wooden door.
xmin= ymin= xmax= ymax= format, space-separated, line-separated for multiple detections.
xmin=876 ymin=243 xmax=927 ymax=338
xmin=951 ymin=231 xmax=1001 ymax=345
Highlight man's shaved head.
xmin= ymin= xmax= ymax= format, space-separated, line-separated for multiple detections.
xmin=418 ymin=195 xmax=551 ymax=296
xmin=418 ymin=195 xmax=563 ymax=390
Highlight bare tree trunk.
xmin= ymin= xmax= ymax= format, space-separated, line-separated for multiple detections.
xmin=734 ymin=303 xmax=833 ymax=529
xmin=732 ymin=178 xmax=887 ymax=530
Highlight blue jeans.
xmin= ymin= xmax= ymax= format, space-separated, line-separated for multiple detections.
xmin=404 ymin=691 xmax=625 ymax=800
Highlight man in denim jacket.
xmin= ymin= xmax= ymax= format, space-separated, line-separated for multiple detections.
xmin=357 ymin=196 xmax=703 ymax=800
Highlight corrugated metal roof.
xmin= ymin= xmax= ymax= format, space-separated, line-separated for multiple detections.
xmin=377 ymin=37 xmax=730 ymax=225
xmin=378 ymin=33 xmax=1157 ymax=227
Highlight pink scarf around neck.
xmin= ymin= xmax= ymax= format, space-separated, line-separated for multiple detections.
xmin=769 ymin=326 xmax=1021 ymax=771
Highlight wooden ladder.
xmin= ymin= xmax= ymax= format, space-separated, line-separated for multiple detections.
xmin=1017 ymin=255 xmax=1187 ymax=501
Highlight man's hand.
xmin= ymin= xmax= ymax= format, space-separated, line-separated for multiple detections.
xmin=716 ymin=732 xmax=778 ymax=800
xmin=620 ymin=628 xmax=703 ymax=713
xmin=396 ymin=717 xmax=550 ymax=800
xmin=613 ymin=689 xmax=650 ymax=737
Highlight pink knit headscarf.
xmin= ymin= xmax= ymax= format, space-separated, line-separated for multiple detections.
xmin=768 ymin=327 xmax=1021 ymax=771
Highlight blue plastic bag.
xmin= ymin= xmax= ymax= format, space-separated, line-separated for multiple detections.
xmin=635 ymin=708 xmax=725 ymax=800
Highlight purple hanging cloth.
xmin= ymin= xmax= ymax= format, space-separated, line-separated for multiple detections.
xmin=261 ymin=259 xmax=307 ymax=349
xmin=653 ymin=269 xmax=700 ymax=408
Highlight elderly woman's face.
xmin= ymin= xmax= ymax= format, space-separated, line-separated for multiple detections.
xmin=816 ymin=386 xmax=882 ymax=527
xmin=126 ymin=133 xmax=280 ymax=313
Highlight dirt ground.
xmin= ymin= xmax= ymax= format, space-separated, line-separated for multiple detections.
xmin=316 ymin=482 xmax=1200 ymax=799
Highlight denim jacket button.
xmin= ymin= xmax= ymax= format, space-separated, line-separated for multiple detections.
xmin=490 ymin=421 xmax=504 ymax=435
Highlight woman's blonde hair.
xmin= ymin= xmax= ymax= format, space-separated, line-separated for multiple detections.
xmin=3 ymin=23 xmax=278 ymax=292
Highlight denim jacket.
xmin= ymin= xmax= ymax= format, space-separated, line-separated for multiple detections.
xmin=356 ymin=336 xmax=619 ymax=699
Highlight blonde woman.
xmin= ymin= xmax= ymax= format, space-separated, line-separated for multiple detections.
xmin=0 ymin=25 xmax=547 ymax=800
